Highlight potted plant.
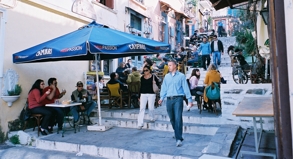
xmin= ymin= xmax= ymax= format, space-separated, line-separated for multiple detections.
xmin=1 ymin=84 xmax=22 ymax=107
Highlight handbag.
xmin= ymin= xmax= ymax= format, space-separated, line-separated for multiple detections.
xmin=152 ymin=74 xmax=160 ymax=93
xmin=206 ymin=82 xmax=220 ymax=100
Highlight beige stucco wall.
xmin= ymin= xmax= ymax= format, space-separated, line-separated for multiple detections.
xmin=284 ymin=0 xmax=293 ymax=144
xmin=0 ymin=0 xmax=183 ymax=133
xmin=0 ymin=2 xmax=89 ymax=133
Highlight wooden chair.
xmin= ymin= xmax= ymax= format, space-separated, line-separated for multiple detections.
xmin=178 ymin=60 xmax=186 ymax=74
xmin=155 ymin=92 xmax=160 ymax=108
xmin=107 ymin=83 xmax=130 ymax=108
xmin=23 ymin=114 xmax=43 ymax=137
xmin=128 ymin=81 xmax=141 ymax=108
xmin=163 ymin=65 xmax=168 ymax=75
xmin=99 ymin=87 xmax=110 ymax=108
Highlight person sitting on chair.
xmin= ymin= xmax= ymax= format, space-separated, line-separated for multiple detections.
xmin=190 ymin=30 xmax=198 ymax=44
xmin=71 ymin=81 xmax=96 ymax=126
xmin=187 ymin=49 xmax=199 ymax=66
xmin=116 ymin=62 xmax=127 ymax=83
xmin=189 ymin=69 xmax=205 ymax=103
xmin=157 ymin=58 xmax=168 ymax=69
xmin=28 ymin=79 xmax=54 ymax=135
xmin=107 ymin=72 xmax=128 ymax=92
xmin=126 ymin=67 xmax=141 ymax=84
xmin=175 ymin=47 xmax=187 ymax=62
xmin=42 ymin=77 xmax=67 ymax=132
xmin=203 ymin=64 xmax=221 ymax=111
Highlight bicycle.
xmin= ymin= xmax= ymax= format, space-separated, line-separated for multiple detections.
xmin=232 ymin=55 xmax=249 ymax=84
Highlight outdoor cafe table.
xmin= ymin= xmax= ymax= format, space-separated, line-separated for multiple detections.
xmin=232 ymin=97 xmax=276 ymax=159
xmin=46 ymin=102 xmax=82 ymax=137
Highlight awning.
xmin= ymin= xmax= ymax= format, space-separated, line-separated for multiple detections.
xmin=209 ymin=0 xmax=249 ymax=10
xmin=159 ymin=0 xmax=188 ymax=18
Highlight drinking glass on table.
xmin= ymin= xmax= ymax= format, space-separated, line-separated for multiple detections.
xmin=61 ymin=89 xmax=66 ymax=94
xmin=82 ymin=93 xmax=87 ymax=102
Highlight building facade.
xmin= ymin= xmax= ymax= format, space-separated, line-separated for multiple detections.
xmin=0 ymin=0 xmax=189 ymax=133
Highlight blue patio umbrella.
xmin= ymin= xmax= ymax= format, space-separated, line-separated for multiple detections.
xmin=13 ymin=21 xmax=170 ymax=63
xmin=13 ymin=21 xmax=170 ymax=127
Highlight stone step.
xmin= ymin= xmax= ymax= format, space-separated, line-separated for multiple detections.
xmin=35 ymin=127 xmax=214 ymax=159
xmin=100 ymin=110 xmax=226 ymax=125
xmin=34 ymin=125 xmax=238 ymax=159
xmin=96 ymin=117 xmax=220 ymax=136
xmin=202 ymin=125 xmax=240 ymax=157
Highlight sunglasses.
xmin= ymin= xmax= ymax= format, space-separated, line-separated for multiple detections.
xmin=77 ymin=86 xmax=83 ymax=87
xmin=143 ymin=69 xmax=149 ymax=72
xmin=41 ymin=83 xmax=45 ymax=85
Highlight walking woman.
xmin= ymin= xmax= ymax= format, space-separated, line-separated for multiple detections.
xmin=137 ymin=65 xmax=160 ymax=129
xmin=28 ymin=79 xmax=53 ymax=135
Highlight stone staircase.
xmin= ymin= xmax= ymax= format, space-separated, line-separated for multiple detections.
xmin=18 ymin=36 xmax=274 ymax=159
xmin=34 ymin=104 xmax=240 ymax=159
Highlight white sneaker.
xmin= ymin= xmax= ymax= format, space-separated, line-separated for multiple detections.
xmin=137 ymin=126 xmax=143 ymax=130
xmin=149 ymin=119 xmax=155 ymax=123
xmin=176 ymin=140 xmax=182 ymax=147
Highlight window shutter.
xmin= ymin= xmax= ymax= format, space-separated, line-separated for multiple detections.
xmin=106 ymin=0 xmax=114 ymax=9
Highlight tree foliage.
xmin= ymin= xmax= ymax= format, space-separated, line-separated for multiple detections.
xmin=233 ymin=6 xmax=257 ymax=57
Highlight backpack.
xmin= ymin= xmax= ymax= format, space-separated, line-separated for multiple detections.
xmin=19 ymin=100 xmax=31 ymax=122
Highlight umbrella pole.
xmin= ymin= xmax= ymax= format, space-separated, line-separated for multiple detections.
xmin=88 ymin=54 xmax=111 ymax=131
xmin=95 ymin=54 xmax=102 ymax=126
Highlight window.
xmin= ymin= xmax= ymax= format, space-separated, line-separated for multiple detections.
xmin=131 ymin=14 xmax=142 ymax=31
xmin=90 ymin=60 xmax=110 ymax=75
xmin=159 ymin=24 xmax=165 ymax=42
xmin=98 ymin=0 xmax=114 ymax=9
xmin=185 ymin=25 xmax=190 ymax=37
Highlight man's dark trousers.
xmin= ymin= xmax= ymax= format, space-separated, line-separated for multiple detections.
xmin=201 ymin=55 xmax=210 ymax=70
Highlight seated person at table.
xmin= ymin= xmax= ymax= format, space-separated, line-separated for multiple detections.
xmin=189 ymin=69 xmax=204 ymax=102
xmin=116 ymin=62 xmax=127 ymax=83
xmin=141 ymin=58 xmax=153 ymax=72
xmin=42 ymin=77 xmax=66 ymax=131
xmin=91 ymin=76 xmax=105 ymax=94
xmin=187 ymin=51 xmax=199 ymax=66
xmin=157 ymin=58 xmax=168 ymax=69
xmin=107 ymin=72 xmax=128 ymax=91
xmin=70 ymin=81 xmax=96 ymax=125
xmin=126 ymin=67 xmax=141 ymax=84
xmin=175 ymin=47 xmax=187 ymax=62
xmin=28 ymin=79 xmax=54 ymax=135
xmin=152 ymin=62 xmax=159 ymax=70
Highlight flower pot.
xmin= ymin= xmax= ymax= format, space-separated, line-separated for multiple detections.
xmin=1 ymin=95 xmax=20 ymax=107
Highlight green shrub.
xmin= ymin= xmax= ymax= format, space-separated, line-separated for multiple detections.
xmin=9 ymin=134 xmax=20 ymax=145
xmin=0 ymin=126 xmax=6 ymax=143
xmin=7 ymin=84 xmax=22 ymax=96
